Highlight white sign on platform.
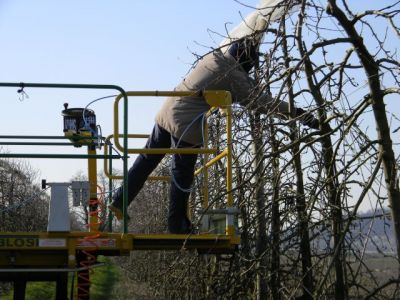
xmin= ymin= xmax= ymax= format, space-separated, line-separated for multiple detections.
xmin=38 ymin=239 xmax=67 ymax=247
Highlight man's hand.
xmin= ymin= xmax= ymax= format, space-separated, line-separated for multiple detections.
xmin=296 ymin=108 xmax=320 ymax=129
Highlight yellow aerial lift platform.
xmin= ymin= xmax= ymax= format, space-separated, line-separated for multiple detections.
xmin=0 ymin=83 xmax=240 ymax=300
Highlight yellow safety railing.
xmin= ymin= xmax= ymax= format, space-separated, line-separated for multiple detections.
xmin=106 ymin=90 xmax=234 ymax=235
xmin=104 ymin=134 xmax=170 ymax=181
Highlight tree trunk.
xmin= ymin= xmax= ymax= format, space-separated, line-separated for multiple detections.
xmin=296 ymin=1 xmax=347 ymax=298
xmin=250 ymin=113 xmax=268 ymax=300
xmin=269 ymin=121 xmax=281 ymax=300
xmin=282 ymin=20 xmax=314 ymax=300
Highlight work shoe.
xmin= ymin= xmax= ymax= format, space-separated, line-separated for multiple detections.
xmin=108 ymin=204 xmax=130 ymax=221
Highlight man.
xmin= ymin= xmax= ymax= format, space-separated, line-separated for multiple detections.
xmin=109 ymin=37 xmax=319 ymax=234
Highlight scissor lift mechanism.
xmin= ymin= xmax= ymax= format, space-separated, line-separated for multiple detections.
xmin=0 ymin=83 xmax=240 ymax=299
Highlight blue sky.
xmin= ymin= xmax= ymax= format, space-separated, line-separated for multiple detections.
xmin=0 ymin=1 xmax=253 ymax=87
xmin=0 ymin=0 xmax=398 ymax=191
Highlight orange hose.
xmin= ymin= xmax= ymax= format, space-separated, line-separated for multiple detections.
xmin=76 ymin=185 xmax=105 ymax=299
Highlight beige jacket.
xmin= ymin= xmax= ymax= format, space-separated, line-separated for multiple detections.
xmin=155 ymin=50 xmax=290 ymax=145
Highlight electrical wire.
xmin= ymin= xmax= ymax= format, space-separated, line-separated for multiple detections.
xmin=171 ymin=112 xmax=207 ymax=193
xmin=81 ymin=94 xmax=118 ymax=148
xmin=82 ymin=94 xmax=117 ymax=132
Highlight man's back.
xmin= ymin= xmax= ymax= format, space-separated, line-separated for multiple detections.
xmin=155 ymin=49 xmax=253 ymax=145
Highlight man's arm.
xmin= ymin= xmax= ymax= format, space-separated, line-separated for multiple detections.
xmin=295 ymin=107 xmax=320 ymax=129
xmin=225 ymin=62 xmax=319 ymax=129
xmin=232 ymin=79 xmax=320 ymax=129
xmin=249 ymin=93 xmax=319 ymax=129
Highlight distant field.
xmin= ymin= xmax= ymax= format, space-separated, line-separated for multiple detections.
xmin=347 ymin=254 xmax=399 ymax=299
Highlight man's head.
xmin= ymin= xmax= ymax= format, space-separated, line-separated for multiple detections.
xmin=228 ymin=38 xmax=259 ymax=73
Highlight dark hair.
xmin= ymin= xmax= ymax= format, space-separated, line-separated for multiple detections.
xmin=228 ymin=38 xmax=258 ymax=73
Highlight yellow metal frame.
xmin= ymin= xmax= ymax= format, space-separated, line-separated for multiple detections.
xmin=107 ymin=90 xmax=235 ymax=235
xmin=112 ymin=91 xmax=231 ymax=154
xmin=103 ymin=134 xmax=170 ymax=181
xmin=88 ymin=147 xmax=99 ymax=231
xmin=0 ymin=231 xmax=239 ymax=269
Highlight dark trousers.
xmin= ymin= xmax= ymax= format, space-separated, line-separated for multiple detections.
xmin=112 ymin=124 xmax=198 ymax=234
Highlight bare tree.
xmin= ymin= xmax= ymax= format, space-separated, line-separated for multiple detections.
xmin=110 ymin=1 xmax=400 ymax=299
xmin=0 ymin=158 xmax=48 ymax=232
xmin=326 ymin=0 xmax=400 ymax=263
